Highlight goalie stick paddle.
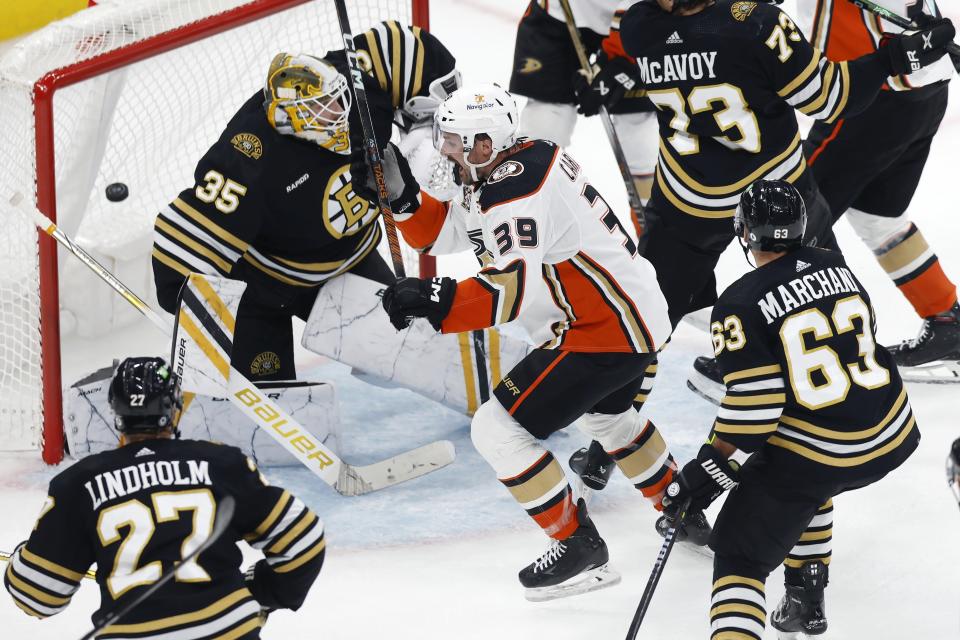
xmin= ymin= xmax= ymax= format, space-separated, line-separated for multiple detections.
xmin=333 ymin=0 xmax=406 ymax=278
xmin=7 ymin=191 xmax=455 ymax=496
xmin=557 ymin=0 xmax=646 ymax=233
xmin=848 ymin=0 xmax=960 ymax=56
xmin=77 ymin=495 xmax=236 ymax=640
xmin=624 ymin=497 xmax=693 ymax=640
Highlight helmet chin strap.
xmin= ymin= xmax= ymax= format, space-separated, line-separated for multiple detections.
xmin=738 ymin=236 xmax=757 ymax=269
xmin=463 ymin=148 xmax=500 ymax=183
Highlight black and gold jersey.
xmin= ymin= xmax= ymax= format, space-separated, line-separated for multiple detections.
xmin=709 ymin=247 xmax=919 ymax=480
xmin=3 ymin=439 xmax=324 ymax=639
xmin=152 ymin=23 xmax=454 ymax=312
xmin=619 ymin=0 xmax=891 ymax=219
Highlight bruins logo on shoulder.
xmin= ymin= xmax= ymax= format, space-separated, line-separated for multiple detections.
xmin=487 ymin=160 xmax=524 ymax=184
xmin=231 ymin=133 xmax=263 ymax=159
xmin=731 ymin=1 xmax=757 ymax=21
xmin=251 ymin=351 xmax=281 ymax=377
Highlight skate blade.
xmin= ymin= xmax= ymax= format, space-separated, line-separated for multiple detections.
xmin=898 ymin=360 xmax=960 ymax=384
xmin=686 ymin=371 xmax=724 ymax=405
xmin=523 ymin=565 xmax=622 ymax=602
xmin=677 ymin=539 xmax=714 ymax=559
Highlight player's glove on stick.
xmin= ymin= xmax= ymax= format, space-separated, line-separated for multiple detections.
xmin=662 ymin=443 xmax=740 ymax=513
xmin=243 ymin=563 xmax=278 ymax=622
xmin=350 ymin=142 xmax=422 ymax=220
xmin=381 ymin=276 xmax=456 ymax=331
xmin=574 ymin=51 xmax=641 ymax=117
xmin=881 ymin=17 xmax=955 ymax=76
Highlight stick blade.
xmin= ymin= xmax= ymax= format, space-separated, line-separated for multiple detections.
xmin=335 ymin=440 xmax=456 ymax=496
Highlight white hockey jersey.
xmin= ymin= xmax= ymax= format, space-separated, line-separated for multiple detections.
xmin=794 ymin=0 xmax=952 ymax=90
xmin=398 ymin=140 xmax=671 ymax=353
xmin=540 ymin=0 xmax=622 ymax=35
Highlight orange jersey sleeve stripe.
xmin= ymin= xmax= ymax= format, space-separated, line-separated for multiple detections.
xmin=396 ymin=192 xmax=448 ymax=251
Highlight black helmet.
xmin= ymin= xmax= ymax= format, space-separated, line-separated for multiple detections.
xmin=108 ymin=357 xmax=183 ymax=434
xmin=734 ymin=179 xmax=806 ymax=253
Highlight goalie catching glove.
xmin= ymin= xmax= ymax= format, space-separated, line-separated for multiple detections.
xmin=573 ymin=51 xmax=642 ymax=117
xmin=662 ymin=443 xmax=740 ymax=513
xmin=381 ymin=276 xmax=457 ymax=331
xmin=350 ymin=142 xmax=422 ymax=220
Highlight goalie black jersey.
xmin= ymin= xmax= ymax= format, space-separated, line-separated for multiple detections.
xmin=3 ymin=439 xmax=325 ymax=639
xmin=709 ymin=247 xmax=919 ymax=480
xmin=619 ymin=0 xmax=891 ymax=219
xmin=152 ymin=22 xmax=454 ymax=312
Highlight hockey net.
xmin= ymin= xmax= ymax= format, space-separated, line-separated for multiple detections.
xmin=0 ymin=0 xmax=432 ymax=463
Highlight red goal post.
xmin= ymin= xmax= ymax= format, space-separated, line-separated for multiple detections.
xmin=2 ymin=0 xmax=433 ymax=464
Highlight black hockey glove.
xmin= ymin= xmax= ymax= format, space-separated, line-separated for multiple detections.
xmin=574 ymin=51 xmax=642 ymax=117
xmin=662 ymin=443 xmax=740 ymax=513
xmin=243 ymin=563 xmax=277 ymax=622
xmin=881 ymin=17 xmax=955 ymax=76
xmin=381 ymin=276 xmax=457 ymax=331
xmin=350 ymin=142 xmax=422 ymax=220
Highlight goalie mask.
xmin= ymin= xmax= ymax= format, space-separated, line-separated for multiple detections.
xmin=264 ymin=52 xmax=353 ymax=154
xmin=108 ymin=357 xmax=184 ymax=435
xmin=433 ymin=83 xmax=519 ymax=183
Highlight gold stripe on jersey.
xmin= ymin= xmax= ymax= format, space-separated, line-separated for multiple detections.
xmin=98 ymin=588 xmax=259 ymax=637
xmin=478 ymin=259 xmax=525 ymax=326
xmin=247 ymin=490 xmax=292 ymax=542
xmin=656 ymin=134 xmax=805 ymax=219
xmin=571 ymin=252 xmax=653 ymax=352
xmin=488 ymin=328 xmax=502 ymax=386
xmin=19 ymin=548 xmax=84 ymax=583
xmin=242 ymin=223 xmax=380 ymax=287
xmin=274 ymin=535 xmax=326 ymax=574
xmin=777 ymin=53 xmax=821 ymax=98
xmin=779 ymin=51 xmax=853 ymax=124
xmin=769 ymin=404 xmax=916 ymax=467
xmin=359 ymin=21 xmax=428 ymax=110
xmin=171 ymin=198 xmax=248 ymax=253
xmin=388 ymin=21 xmax=403 ymax=108
xmin=457 ymin=332 xmax=483 ymax=415
xmin=364 ymin=29 xmax=389 ymax=92
xmin=826 ymin=61 xmax=851 ymax=122
xmin=268 ymin=511 xmax=318 ymax=555
xmin=155 ymin=218 xmax=234 ymax=274
xmin=722 ymin=364 xmax=783 ymax=385
xmin=541 ymin=263 xmax=576 ymax=350
xmin=779 ymin=388 xmax=907 ymax=441
xmin=152 ymin=248 xmax=191 ymax=277
xmin=633 ymin=361 xmax=658 ymax=407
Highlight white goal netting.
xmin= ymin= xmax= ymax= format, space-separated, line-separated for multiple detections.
xmin=0 ymin=0 xmax=425 ymax=456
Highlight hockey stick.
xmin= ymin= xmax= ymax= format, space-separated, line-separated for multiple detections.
xmin=0 ymin=551 xmax=97 ymax=580
xmin=77 ymin=495 xmax=235 ymax=640
xmin=624 ymin=497 xmax=693 ymax=640
xmin=333 ymin=0 xmax=406 ymax=278
xmin=8 ymin=192 xmax=455 ymax=496
xmin=557 ymin=0 xmax=646 ymax=233
xmin=848 ymin=0 xmax=960 ymax=56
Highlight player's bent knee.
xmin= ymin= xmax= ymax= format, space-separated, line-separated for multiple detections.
xmin=519 ymin=100 xmax=577 ymax=147
xmin=470 ymin=399 xmax=539 ymax=469
xmin=846 ymin=207 xmax=911 ymax=251
xmin=577 ymin=408 xmax=643 ymax=450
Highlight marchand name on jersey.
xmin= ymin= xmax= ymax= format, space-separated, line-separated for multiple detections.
xmin=84 ymin=460 xmax=213 ymax=509
xmin=637 ymin=51 xmax=717 ymax=84
xmin=758 ymin=266 xmax=860 ymax=324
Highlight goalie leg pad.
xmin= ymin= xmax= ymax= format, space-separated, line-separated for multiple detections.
xmin=518 ymin=99 xmax=577 ymax=147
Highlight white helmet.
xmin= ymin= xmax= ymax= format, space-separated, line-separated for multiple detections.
xmin=433 ymin=83 xmax=519 ymax=182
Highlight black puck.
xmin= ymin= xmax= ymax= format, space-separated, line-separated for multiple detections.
xmin=105 ymin=182 xmax=129 ymax=202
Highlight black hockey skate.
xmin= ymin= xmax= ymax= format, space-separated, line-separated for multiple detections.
xmin=771 ymin=560 xmax=828 ymax=639
xmin=655 ymin=505 xmax=713 ymax=554
xmin=519 ymin=499 xmax=621 ymax=601
xmin=569 ymin=440 xmax=615 ymax=491
xmin=886 ymin=302 xmax=960 ymax=383
xmin=686 ymin=355 xmax=725 ymax=405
